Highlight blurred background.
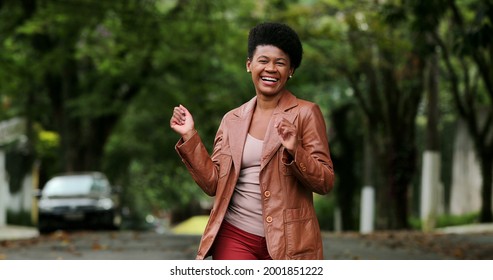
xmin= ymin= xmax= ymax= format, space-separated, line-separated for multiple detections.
xmin=0 ymin=0 xmax=492 ymax=234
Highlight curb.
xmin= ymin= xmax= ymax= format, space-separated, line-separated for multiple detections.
xmin=0 ymin=225 xmax=39 ymax=241
xmin=435 ymin=223 xmax=493 ymax=234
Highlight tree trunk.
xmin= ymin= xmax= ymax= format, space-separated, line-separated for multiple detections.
xmin=386 ymin=141 xmax=415 ymax=229
xmin=331 ymin=104 xmax=360 ymax=231
xmin=479 ymin=155 xmax=493 ymax=222
xmin=426 ymin=51 xmax=440 ymax=151
xmin=444 ymin=0 xmax=493 ymax=224
xmin=420 ymin=48 xmax=441 ymax=231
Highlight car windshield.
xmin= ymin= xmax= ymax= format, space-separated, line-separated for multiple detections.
xmin=43 ymin=175 xmax=94 ymax=197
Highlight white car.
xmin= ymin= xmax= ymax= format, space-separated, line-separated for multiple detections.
xmin=36 ymin=172 xmax=121 ymax=233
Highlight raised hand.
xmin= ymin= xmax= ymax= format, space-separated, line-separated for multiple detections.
xmin=170 ymin=104 xmax=196 ymax=141
xmin=274 ymin=117 xmax=298 ymax=155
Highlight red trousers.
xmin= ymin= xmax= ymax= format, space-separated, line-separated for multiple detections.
xmin=211 ymin=220 xmax=272 ymax=260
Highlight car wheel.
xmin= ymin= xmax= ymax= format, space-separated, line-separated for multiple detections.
xmin=38 ymin=224 xmax=54 ymax=234
xmin=111 ymin=210 xmax=123 ymax=230
xmin=103 ymin=210 xmax=121 ymax=230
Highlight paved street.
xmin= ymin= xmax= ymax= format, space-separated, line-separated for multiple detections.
xmin=0 ymin=230 xmax=199 ymax=260
xmin=1 ymin=228 xmax=492 ymax=260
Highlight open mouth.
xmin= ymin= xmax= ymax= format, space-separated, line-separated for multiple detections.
xmin=261 ymin=76 xmax=279 ymax=83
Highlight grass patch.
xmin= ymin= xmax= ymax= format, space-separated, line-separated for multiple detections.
xmin=410 ymin=212 xmax=480 ymax=230
xmin=7 ymin=210 xmax=33 ymax=227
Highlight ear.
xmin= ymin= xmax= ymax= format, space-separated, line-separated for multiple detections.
xmin=246 ymin=58 xmax=251 ymax=72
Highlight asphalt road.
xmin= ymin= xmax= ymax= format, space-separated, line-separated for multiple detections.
xmin=1 ymin=229 xmax=492 ymax=260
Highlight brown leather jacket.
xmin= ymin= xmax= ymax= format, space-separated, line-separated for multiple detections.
xmin=175 ymin=92 xmax=335 ymax=260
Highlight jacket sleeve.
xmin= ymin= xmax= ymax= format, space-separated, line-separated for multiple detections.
xmin=175 ymin=120 xmax=226 ymax=196
xmin=282 ymin=103 xmax=335 ymax=195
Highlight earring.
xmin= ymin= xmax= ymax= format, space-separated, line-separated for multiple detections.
xmin=247 ymin=69 xmax=251 ymax=73
xmin=289 ymin=75 xmax=293 ymax=79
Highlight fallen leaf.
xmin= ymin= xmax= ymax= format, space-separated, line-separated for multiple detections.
xmin=453 ymin=248 xmax=464 ymax=259
xmin=92 ymin=242 xmax=107 ymax=251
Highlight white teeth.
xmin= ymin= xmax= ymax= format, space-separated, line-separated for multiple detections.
xmin=262 ymin=77 xmax=278 ymax=82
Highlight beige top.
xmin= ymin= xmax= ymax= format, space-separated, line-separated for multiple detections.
xmin=224 ymin=134 xmax=264 ymax=237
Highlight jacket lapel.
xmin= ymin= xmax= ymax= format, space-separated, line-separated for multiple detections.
xmin=228 ymin=97 xmax=256 ymax=176
xmin=261 ymin=92 xmax=299 ymax=170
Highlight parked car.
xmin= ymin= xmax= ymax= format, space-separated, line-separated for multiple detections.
xmin=36 ymin=172 xmax=121 ymax=233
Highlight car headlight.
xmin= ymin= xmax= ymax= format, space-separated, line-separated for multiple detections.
xmin=96 ymin=198 xmax=113 ymax=210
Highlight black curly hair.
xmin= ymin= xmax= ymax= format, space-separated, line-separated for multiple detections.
xmin=247 ymin=22 xmax=303 ymax=70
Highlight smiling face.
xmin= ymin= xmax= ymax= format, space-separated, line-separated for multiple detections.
xmin=247 ymin=45 xmax=294 ymax=97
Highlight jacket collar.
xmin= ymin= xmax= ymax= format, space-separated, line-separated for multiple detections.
xmin=228 ymin=91 xmax=299 ymax=173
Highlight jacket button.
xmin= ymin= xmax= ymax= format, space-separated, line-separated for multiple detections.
xmin=264 ymin=191 xmax=271 ymax=198
xmin=300 ymin=163 xmax=306 ymax=172
xmin=266 ymin=216 xmax=273 ymax=223
xmin=300 ymin=163 xmax=307 ymax=172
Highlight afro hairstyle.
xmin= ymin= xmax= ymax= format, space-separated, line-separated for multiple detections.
xmin=247 ymin=22 xmax=303 ymax=70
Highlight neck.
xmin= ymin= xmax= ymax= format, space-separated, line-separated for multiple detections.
xmin=256 ymin=101 xmax=276 ymax=112
xmin=256 ymin=91 xmax=285 ymax=111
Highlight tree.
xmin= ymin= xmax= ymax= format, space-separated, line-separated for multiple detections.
xmin=102 ymin=0 xmax=256 ymax=221
xmin=0 ymin=0 xmax=255 ymax=222
xmin=0 ymin=0 xmax=161 ymax=173
xmin=272 ymin=0 xmax=427 ymax=229
xmin=429 ymin=0 xmax=493 ymax=222
xmin=324 ymin=2 xmax=427 ymax=229
xmin=408 ymin=0 xmax=447 ymax=232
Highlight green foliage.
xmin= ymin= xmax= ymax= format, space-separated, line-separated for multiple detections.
xmin=436 ymin=212 xmax=480 ymax=228
xmin=7 ymin=210 xmax=33 ymax=227
xmin=4 ymin=141 xmax=33 ymax=194
xmin=33 ymin=124 xmax=61 ymax=181
xmin=34 ymin=127 xmax=59 ymax=159
xmin=314 ymin=194 xmax=335 ymax=231
xmin=410 ymin=212 xmax=480 ymax=230
xmin=1 ymin=0 xmax=491 ymax=228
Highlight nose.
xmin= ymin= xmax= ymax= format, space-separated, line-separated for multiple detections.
xmin=265 ymin=61 xmax=277 ymax=72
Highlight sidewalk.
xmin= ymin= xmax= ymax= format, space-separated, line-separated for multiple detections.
xmin=1 ymin=223 xmax=492 ymax=259
xmin=1 ymin=223 xmax=493 ymax=241
xmin=325 ymin=223 xmax=493 ymax=260
xmin=435 ymin=223 xmax=493 ymax=234
xmin=0 ymin=225 xmax=39 ymax=241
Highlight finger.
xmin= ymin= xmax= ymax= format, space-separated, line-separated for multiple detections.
xmin=173 ymin=107 xmax=183 ymax=117
xmin=172 ymin=107 xmax=185 ymax=124
xmin=276 ymin=119 xmax=290 ymax=132
xmin=177 ymin=107 xmax=187 ymax=119
xmin=171 ymin=110 xmax=180 ymax=124
xmin=179 ymin=104 xmax=191 ymax=117
xmin=274 ymin=118 xmax=280 ymax=128
xmin=278 ymin=126 xmax=289 ymax=140
xmin=175 ymin=106 xmax=185 ymax=115
xmin=278 ymin=123 xmax=296 ymax=139
xmin=170 ymin=117 xmax=180 ymax=127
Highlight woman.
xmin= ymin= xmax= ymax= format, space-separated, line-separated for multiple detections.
xmin=170 ymin=22 xmax=334 ymax=260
